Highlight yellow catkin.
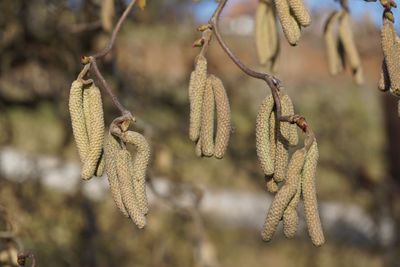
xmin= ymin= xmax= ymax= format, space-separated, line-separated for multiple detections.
xmin=324 ymin=11 xmax=343 ymax=75
xmin=116 ymin=149 xmax=146 ymax=228
xmin=211 ymin=75 xmax=231 ymax=159
xmin=69 ymin=80 xmax=89 ymax=164
xmin=339 ymin=13 xmax=363 ymax=85
xmin=256 ymin=94 xmax=275 ymax=176
xmin=201 ymin=76 xmax=215 ymax=157
xmin=81 ymin=84 xmax=105 ymax=180
xmin=122 ymin=130 xmax=151 ymax=215
xmin=378 ymin=60 xmax=390 ymax=92
xmin=275 ymin=0 xmax=301 ymax=46
xmin=101 ymin=0 xmax=114 ymax=32
xmin=266 ymin=175 xmax=278 ymax=193
xmin=381 ymin=19 xmax=400 ymax=96
xmin=302 ymin=140 xmax=325 ymax=246
xmin=287 ymin=0 xmax=311 ymax=27
xmin=281 ymin=93 xmax=298 ymax=146
xmin=104 ymin=132 xmax=129 ymax=217
xmin=261 ymin=149 xmax=305 ymax=241
xmin=189 ymin=55 xmax=208 ymax=142
xmin=283 ymin=166 xmax=302 ymax=238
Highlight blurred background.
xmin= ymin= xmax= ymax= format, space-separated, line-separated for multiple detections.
xmin=0 ymin=0 xmax=400 ymax=266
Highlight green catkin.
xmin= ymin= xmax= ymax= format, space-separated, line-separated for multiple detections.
xmin=211 ymin=75 xmax=231 ymax=159
xmin=275 ymin=0 xmax=301 ymax=46
xmin=116 ymin=149 xmax=146 ymax=228
xmin=201 ymin=76 xmax=215 ymax=157
xmin=381 ymin=19 xmax=400 ymax=96
xmin=256 ymin=94 xmax=275 ymax=176
xmin=104 ymin=132 xmax=129 ymax=217
xmin=287 ymin=0 xmax=311 ymax=27
xmin=81 ymin=84 xmax=105 ymax=180
xmin=69 ymin=80 xmax=89 ymax=164
xmin=302 ymin=140 xmax=325 ymax=246
xmin=189 ymin=55 xmax=208 ymax=142
xmin=281 ymin=93 xmax=298 ymax=146
xmin=378 ymin=59 xmax=390 ymax=92
xmin=339 ymin=13 xmax=364 ymax=85
xmin=261 ymin=149 xmax=306 ymax=242
xmin=324 ymin=11 xmax=343 ymax=75
xmin=121 ymin=130 xmax=151 ymax=215
xmin=283 ymin=162 xmax=302 ymax=238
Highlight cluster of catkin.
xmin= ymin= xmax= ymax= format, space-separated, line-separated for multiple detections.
xmin=378 ymin=12 xmax=400 ymax=99
xmin=256 ymin=92 xmax=324 ymax=246
xmin=188 ymin=55 xmax=231 ymax=159
xmin=323 ymin=10 xmax=364 ymax=85
xmin=274 ymin=0 xmax=311 ymax=46
xmin=255 ymin=0 xmax=280 ymax=71
xmin=69 ymin=79 xmax=150 ymax=228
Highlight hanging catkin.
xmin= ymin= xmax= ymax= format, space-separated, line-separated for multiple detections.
xmin=287 ymin=0 xmax=311 ymax=27
xmin=281 ymin=93 xmax=298 ymax=146
xmin=275 ymin=0 xmax=301 ymax=46
xmin=121 ymin=130 xmax=151 ymax=215
xmin=266 ymin=176 xmax=278 ymax=193
xmin=324 ymin=11 xmax=343 ymax=75
xmin=256 ymin=94 xmax=275 ymax=176
xmin=211 ymin=75 xmax=231 ymax=159
xmin=302 ymin=140 xmax=325 ymax=246
xmin=378 ymin=59 xmax=390 ymax=92
xmin=116 ymin=149 xmax=146 ymax=228
xmin=189 ymin=55 xmax=208 ymax=142
xmin=339 ymin=13 xmax=364 ymax=85
xmin=269 ymin=109 xmax=276 ymax=166
xmin=261 ymin=149 xmax=306 ymax=242
xmin=104 ymin=132 xmax=129 ymax=218
xmin=283 ymin=165 xmax=302 ymax=238
xmin=201 ymin=76 xmax=215 ymax=157
xmin=81 ymin=84 xmax=105 ymax=180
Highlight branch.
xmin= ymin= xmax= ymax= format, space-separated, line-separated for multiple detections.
xmin=208 ymin=0 xmax=314 ymax=143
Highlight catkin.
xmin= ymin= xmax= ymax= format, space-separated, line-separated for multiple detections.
xmin=287 ymin=0 xmax=311 ymax=27
xmin=324 ymin=11 xmax=343 ymax=75
xmin=104 ymin=132 xmax=129 ymax=217
xmin=266 ymin=175 xmax=278 ymax=193
xmin=302 ymin=140 xmax=325 ymax=246
xmin=211 ymin=75 xmax=231 ymax=159
xmin=275 ymin=0 xmax=301 ymax=46
xmin=256 ymin=94 xmax=275 ymax=176
xmin=195 ymin=138 xmax=203 ymax=157
xmin=121 ymin=130 xmax=151 ymax=215
xmin=201 ymin=76 xmax=215 ymax=157
xmin=269 ymin=109 xmax=276 ymax=166
xmin=281 ymin=93 xmax=298 ymax=146
xmin=116 ymin=149 xmax=146 ymax=228
xmin=378 ymin=59 xmax=390 ymax=92
xmin=283 ymin=166 xmax=302 ymax=238
xmin=261 ymin=149 xmax=305 ymax=241
xmin=381 ymin=19 xmax=400 ymax=96
xmin=189 ymin=55 xmax=208 ymax=142
xmin=81 ymin=84 xmax=105 ymax=180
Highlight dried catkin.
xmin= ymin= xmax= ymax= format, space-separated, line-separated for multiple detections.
xmin=256 ymin=94 xmax=275 ymax=176
xmin=381 ymin=19 xmax=400 ymax=96
xmin=201 ymin=76 xmax=215 ymax=157
xmin=189 ymin=55 xmax=208 ymax=142
xmin=81 ymin=84 xmax=105 ymax=180
xmin=378 ymin=59 xmax=390 ymax=92
xmin=121 ymin=130 xmax=151 ymax=215
xmin=302 ymin=140 xmax=325 ymax=246
xmin=116 ymin=149 xmax=146 ymax=228
xmin=281 ymin=93 xmax=298 ymax=146
xmin=324 ymin=11 xmax=343 ymax=75
xmin=287 ymin=0 xmax=311 ymax=27
xmin=261 ymin=149 xmax=305 ymax=242
xmin=339 ymin=13 xmax=364 ymax=85
xmin=211 ymin=75 xmax=231 ymax=159
xmin=275 ymin=0 xmax=301 ymax=46
xmin=69 ymin=80 xmax=89 ymax=164
xmin=104 ymin=132 xmax=129 ymax=217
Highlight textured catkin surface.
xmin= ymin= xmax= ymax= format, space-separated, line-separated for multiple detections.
xmin=81 ymin=84 xmax=105 ymax=180
xmin=122 ymin=131 xmax=151 ymax=215
xmin=269 ymin=110 xmax=277 ymax=165
xmin=324 ymin=11 xmax=343 ymax=75
xmin=281 ymin=93 xmax=298 ymax=146
xmin=256 ymin=95 xmax=275 ymax=176
xmin=69 ymin=80 xmax=89 ymax=163
xmin=302 ymin=141 xmax=325 ymax=246
xmin=273 ymin=133 xmax=289 ymax=183
xmin=266 ymin=176 xmax=278 ymax=193
xmin=378 ymin=60 xmax=390 ymax=91
xmin=201 ymin=76 xmax=215 ymax=157
xmin=261 ymin=149 xmax=305 ymax=242
xmin=381 ymin=19 xmax=400 ymax=96
xmin=116 ymin=149 xmax=146 ymax=228
xmin=195 ymin=138 xmax=202 ymax=157
xmin=275 ymin=0 xmax=300 ymax=45
xmin=287 ymin=0 xmax=311 ymax=27
xmin=211 ymin=75 xmax=231 ymax=159
xmin=189 ymin=55 xmax=208 ymax=142
xmin=283 ymin=166 xmax=302 ymax=238
xmin=104 ymin=133 xmax=129 ymax=217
